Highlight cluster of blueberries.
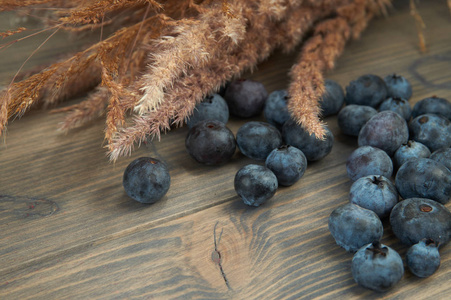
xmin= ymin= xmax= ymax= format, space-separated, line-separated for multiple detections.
xmin=185 ymin=78 xmax=335 ymax=206
xmin=121 ymin=72 xmax=451 ymax=294
xmin=328 ymin=73 xmax=451 ymax=292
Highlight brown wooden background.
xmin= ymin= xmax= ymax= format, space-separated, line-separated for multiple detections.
xmin=1 ymin=1 xmax=451 ymax=299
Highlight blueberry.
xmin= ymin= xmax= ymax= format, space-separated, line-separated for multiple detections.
xmin=412 ymin=96 xmax=451 ymax=120
xmin=346 ymin=146 xmax=393 ymax=181
xmin=358 ymin=111 xmax=409 ymax=157
xmin=186 ymin=94 xmax=229 ymax=128
xmin=351 ymin=242 xmax=404 ymax=292
xmin=224 ymin=78 xmax=268 ymax=118
xmin=123 ymin=157 xmax=171 ymax=204
xmin=265 ymin=145 xmax=307 ymax=186
xmin=345 ymin=74 xmax=388 ymax=108
xmin=393 ymin=140 xmax=431 ymax=169
xmin=236 ymin=121 xmax=282 ymax=161
xmin=390 ymin=197 xmax=451 ymax=246
xmin=378 ymin=97 xmax=412 ymax=121
xmin=409 ymin=114 xmax=451 ymax=152
xmin=406 ymin=239 xmax=440 ymax=278
xmin=395 ymin=158 xmax=451 ymax=204
xmin=320 ymin=79 xmax=345 ymax=116
xmin=349 ymin=175 xmax=398 ymax=218
xmin=328 ymin=203 xmax=383 ymax=252
xmin=185 ymin=120 xmax=236 ymax=165
xmin=282 ymin=119 xmax=334 ymax=161
xmin=430 ymin=147 xmax=451 ymax=171
xmin=234 ymin=164 xmax=278 ymax=206
xmin=264 ymin=90 xmax=291 ymax=130
xmin=384 ymin=73 xmax=413 ymax=100
xmin=337 ymin=105 xmax=378 ymax=136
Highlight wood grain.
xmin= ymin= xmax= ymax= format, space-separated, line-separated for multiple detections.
xmin=1 ymin=0 xmax=451 ymax=299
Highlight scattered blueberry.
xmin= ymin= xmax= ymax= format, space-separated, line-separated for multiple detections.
xmin=346 ymin=146 xmax=393 ymax=181
xmin=409 ymin=113 xmax=451 ymax=152
xmin=264 ymin=90 xmax=291 ymax=130
xmin=393 ymin=140 xmax=431 ymax=169
xmin=123 ymin=157 xmax=171 ymax=204
xmin=328 ymin=203 xmax=383 ymax=252
xmin=349 ymin=175 xmax=398 ymax=218
xmin=395 ymin=158 xmax=451 ymax=204
xmin=345 ymin=74 xmax=388 ymax=108
xmin=186 ymin=94 xmax=229 ymax=128
xmin=411 ymin=96 xmax=451 ymax=121
xmin=185 ymin=120 xmax=236 ymax=165
xmin=337 ymin=104 xmax=378 ymax=136
xmin=383 ymin=73 xmax=412 ymax=100
xmin=236 ymin=121 xmax=282 ymax=161
xmin=282 ymin=119 xmax=334 ymax=161
xmin=406 ymin=239 xmax=440 ymax=278
xmin=351 ymin=241 xmax=404 ymax=292
xmin=378 ymin=97 xmax=412 ymax=121
xmin=234 ymin=164 xmax=278 ymax=206
xmin=390 ymin=197 xmax=451 ymax=246
xmin=358 ymin=111 xmax=409 ymax=157
xmin=224 ymin=78 xmax=268 ymax=118
xmin=320 ymin=79 xmax=345 ymax=117
xmin=430 ymin=147 xmax=451 ymax=171
xmin=265 ymin=145 xmax=307 ymax=186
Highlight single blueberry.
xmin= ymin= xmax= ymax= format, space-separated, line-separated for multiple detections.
xmin=236 ymin=121 xmax=282 ymax=161
xmin=337 ymin=105 xmax=378 ymax=136
xmin=185 ymin=120 xmax=236 ymax=165
xmin=406 ymin=239 xmax=440 ymax=278
xmin=234 ymin=164 xmax=278 ymax=206
xmin=395 ymin=158 xmax=451 ymax=204
xmin=345 ymin=74 xmax=388 ymax=108
xmin=411 ymin=96 xmax=451 ymax=120
xmin=430 ymin=147 xmax=451 ymax=171
xmin=320 ymin=79 xmax=345 ymax=117
xmin=351 ymin=242 xmax=404 ymax=292
xmin=264 ymin=90 xmax=291 ymax=130
xmin=384 ymin=73 xmax=413 ymax=100
xmin=393 ymin=140 xmax=431 ymax=169
xmin=349 ymin=175 xmax=399 ymax=218
xmin=409 ymin=114 xmax=451 ymax=152
xmin=378 ymin=97 xmax=412 ymax=121
xmin=282 ymin=119 xmax=334 ymax=161
xmin=186 ymin=94 xmax=229 ymax=128
xmin=123 ymin=157 xmax=171 ymax=204
xmin=346 ymin=146 xmax=393 ymax=181
xmin=224 ymin=78 xmax=268 ymax=118
xmin=265 ymin=145 xmax=307 ymax=186
xmin=328 ymin=203 xmax=383 ymax=253
xmin=390 ymin=197 xmax=451 ymax=246
xmin=358 ymin=111 xmax=409 ymax=157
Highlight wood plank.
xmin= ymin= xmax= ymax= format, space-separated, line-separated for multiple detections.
xmin=1 ymin=0 xmax=451 ymax=298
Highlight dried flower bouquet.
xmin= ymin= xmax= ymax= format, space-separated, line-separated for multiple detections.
xmin=0 ymin=0 xmax=391 ymax=161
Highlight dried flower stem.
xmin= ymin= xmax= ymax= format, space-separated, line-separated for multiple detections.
xmin=107 ymin=2 xmax=336 ymax=160
xmin=51 ymin=88 xmax=109 ymax=130
xmin=288 ymin=0 xmax=384 ymax=138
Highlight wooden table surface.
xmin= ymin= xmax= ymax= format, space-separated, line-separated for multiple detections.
xmin=1 ymin=1 xmax=451 ymax=299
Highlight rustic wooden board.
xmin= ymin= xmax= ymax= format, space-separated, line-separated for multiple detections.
xmin=1 ymin=0 xmax=451 ymax=299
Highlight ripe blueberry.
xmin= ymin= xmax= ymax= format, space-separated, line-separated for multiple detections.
xmin=328 ymin=203 xmax=383 ymax=252
xmin=185 ymin=120 xmax=236 ymax=165
xmin=123 ymin=157 xmax=171 ymax=204
xmin=265 ymin=145 xmax=307 ymax=186
xmin=337 ymin=105 xmax=377 ymax=137
xmin=236 ymin=121 xmax=282 ymax=161
xmin=234 ymin=164 xmax=278 ymax=206
xmin=351 ymin=241 xmax=404 ymax=292
xmin=390 ymin=197 xmax=451 ymax=246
